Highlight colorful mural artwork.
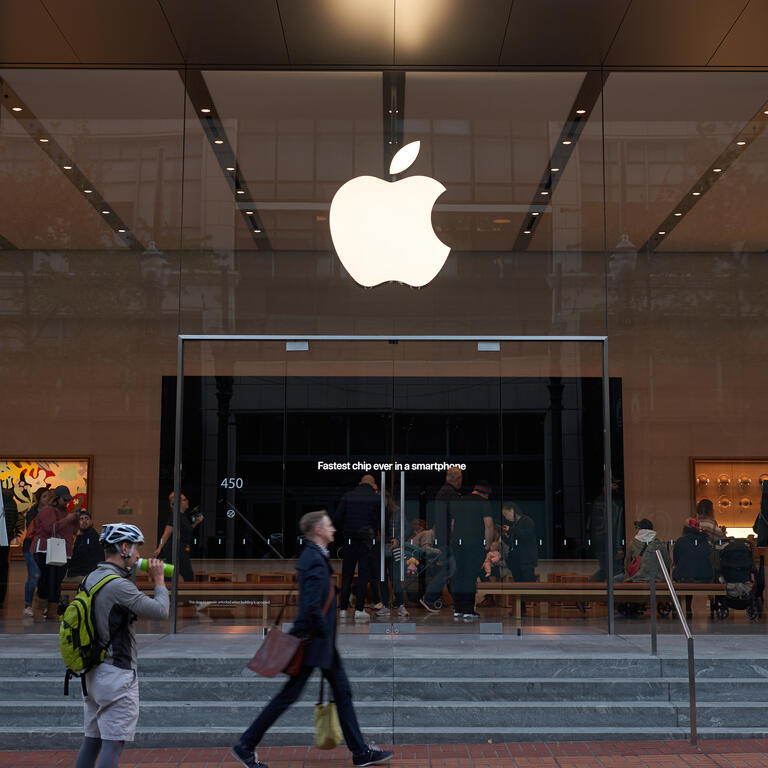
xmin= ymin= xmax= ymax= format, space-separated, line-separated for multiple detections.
xmin=0 ymin=458 xmax=90 ymax=545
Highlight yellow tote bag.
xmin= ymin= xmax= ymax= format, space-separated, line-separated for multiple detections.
xmin=315 ymin=677 xmax=342 ymax=750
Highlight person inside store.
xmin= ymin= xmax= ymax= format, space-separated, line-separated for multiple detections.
xmin=154 ymin=491 xmax=203 ymax=582
xmin=379 ymin=490 xmax=411 ymax=617
xmin=672 ymin=516 xmax=714 ymax=619
xmin=451 ymin=481 xmax=495 ymax=620
xmin=419 ymin=466 xmax=463 ymax=613
xmin=21 ymin=487 xmax=49 ymax=616
xmin=501 ymin=502 xmax=538 ymax=617
xmin=66 ymin=510 xmax=104 ymax=580
xmin=623 ymin=518 xmax=670 ymax=582
xmin=588 ymin=478 xmax=625 ymax=581
xmin=333 ymin=474 xmax=382 ymax=621
xmin=31 ymin=485 xmax=79 ymax=620
xmin=696 ymin=498 xmax=725 ymax=542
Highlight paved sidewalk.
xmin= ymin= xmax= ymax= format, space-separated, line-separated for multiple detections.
xmin=4 ymin=741 xmax=768 ymax=768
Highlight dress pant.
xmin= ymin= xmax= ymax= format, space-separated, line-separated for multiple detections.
xmin=451 ymin=545 xmax=484 ymax=614
xmin=340 ymin=539 xmax=374 ymax=610
xmin=423 ymin=546 xmax=456 ymax=605
xmin=238 ymin=650 xmax=366 ymax=756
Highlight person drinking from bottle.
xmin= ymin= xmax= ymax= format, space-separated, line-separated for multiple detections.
xmin=75 ymin=524 xmax=169 ymax=768
xmin=231 ymin=510 xmax=393 ymax=768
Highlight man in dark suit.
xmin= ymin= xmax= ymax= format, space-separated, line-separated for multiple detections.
xmin=231 ymin=510 xmax=393 ymax=768
xmin=334 ymin=475 xmax=382 ymax=621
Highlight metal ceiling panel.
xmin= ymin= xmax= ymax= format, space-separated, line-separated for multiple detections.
xmin=394 ymin=0 xmax=511 ymax=67
xmin=159 ymin=0 xmax=289 ymax=66
xmin=0 ymin=0 xmax=77 ymax=63
xmin=43 ymin=0 xmax=183 ymax=65
xmin=709 ymin=0 xmax=768 ymax=67
xmin=604 ymin=0 xmax=748 ymax=67
xmin=278 ymin=0 xmax=394 ymax=66
xmin=500 ymin=0 xmax=629 ymax=67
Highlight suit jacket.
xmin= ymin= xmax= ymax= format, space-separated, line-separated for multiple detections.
xmin=290 ymin=541 xmax=337 ymax=669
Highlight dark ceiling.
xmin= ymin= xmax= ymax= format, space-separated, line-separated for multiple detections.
xmin=0 ymin=0 xmax=766 ymax=69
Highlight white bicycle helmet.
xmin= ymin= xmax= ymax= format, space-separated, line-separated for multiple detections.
xmin=99 ymin=523 xmax=145 ymax=545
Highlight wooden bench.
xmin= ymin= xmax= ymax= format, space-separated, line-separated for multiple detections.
xmin=478 ymin=581 xmax=727 ymax=619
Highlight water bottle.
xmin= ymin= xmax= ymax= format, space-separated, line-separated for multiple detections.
xmin=137 ymin=558 xmax=174 ymax=578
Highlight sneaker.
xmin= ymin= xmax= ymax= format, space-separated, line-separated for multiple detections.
xmin=370 ymin=602 xmax=384 ymax=610
xmin=463 ymin=612 xmax=481 ymax=621
xmin=377 ymin=606 xmax=391 ymax=617
xmin=419 ymin=597 xmax=440 ymax=613
xmin=353 ymin=748 xmax=394 ymax=767
xmin=231 ymin=744 xmax=268 ymax=768
xmin=340 ymin=609 xmax=347 ymax=618
xmin=354 ymin=610 xmax=370 ymax=621
xmin=397 ymin=605 xmax=409 ymax=617
xmin=453 ymin=611 xmax=464 ymax=619
xmin=23 ymin=606 xmax=33 ymax=617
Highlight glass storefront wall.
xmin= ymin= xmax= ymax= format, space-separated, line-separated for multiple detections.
xmin=2 ymin=68 xmax=766 ymax=635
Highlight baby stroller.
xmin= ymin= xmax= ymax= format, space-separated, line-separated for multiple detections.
xmin=393 ymin=541 xmax=442 ymax=605
xmin=711 ymin=539 xmax=764 ymax=620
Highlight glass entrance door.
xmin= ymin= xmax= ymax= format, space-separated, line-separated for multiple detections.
xmin=166 ymin=337 xmax=620 ymax=635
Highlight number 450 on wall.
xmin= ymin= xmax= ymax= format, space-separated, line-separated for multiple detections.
xmin=220 ymin=477 xmax=243 ymax=489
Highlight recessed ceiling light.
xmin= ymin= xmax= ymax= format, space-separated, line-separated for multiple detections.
xmin=551 ymin=168 xmax=560 ymax=172
xmin=236 ymin=190 xmax=245 ymax=194
xmin=11 ymin=106 xmax=22 ymax=112
xmin=532 ymin=212 xmax=540 ymax=216
xmin=39 ymin=138 xmax=48 ymax=143
xmin=658 ymin=231 xmax=666 ymax=235
xmin=737 ymin=140 xmax=746 ymax=145
xmin=63 ymin=165 xmax=72 ymax=170
xmin=523 ymin=230 xmax=532 ymax=234
xmin=245 ymin=210 xmax=254 ymax=215
xmin=200 ymin=108 xmax=211 ymax=114
xmin=713 ymin=168 xmax=722 ymax=172
xmin=101 ymin=210 xmax=110 ymax=215
xmin=83 ymin=189 xmax=93 ymax=193
xmin=214 ymin=139 xmax=224 ymax=145
xmin=118 ymin=228 xmax=126 ymax=233
xmin=674 ymin=212 xmax=682 ymax=216
xmin=226 ymin=166 xmax=235 ymax=171
xmin=562 ymin=140 xmax=572 ymax=145
xmin=253 ymin=228 xmax=261 ymax=233
xmin=576 ymin=109 xmax=586 ymax=115
xmin=692 ymin=192 xmax=701 ymax=196
xmin=540 ymin=191 xmax=549 ymax=196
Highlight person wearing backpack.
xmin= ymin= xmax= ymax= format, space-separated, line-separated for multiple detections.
xmin=74 ymin=523 xmax=169 ymax=768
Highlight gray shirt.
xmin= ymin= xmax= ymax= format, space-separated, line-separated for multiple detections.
xmin=83 ymin=561 xmax=169 ymax=670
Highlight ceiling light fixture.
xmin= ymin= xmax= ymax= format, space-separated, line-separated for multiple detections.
xmin=11 ymin=106 xmax=22 ymax=112
xmin=236 ymin=190 xmax=245 ymax=194
xmin=737 ymin=140 xmax=746 ymax=145
xmin=713 ymin=168 xmax=723 ymax=172
xmin=764 ymin=110 xmax=768 ymax=115
xmin=39 ymin=138 xmax=48 ymax=143
xmin=576 ymin=109 xmax=586 ymax=115
xmin=83 ymin=189 xmax=92 ymax=193
xmin=523 ymin=230 xmax=532 ymax=234
xmin=118 ymin=229 xmax=126 ymax=233
xmin=101 ymin=210 xmax=110 ymax=215
xmin=674 ymin=212 xmax=682 ymax=216
xmin=532 ymin=212 xmax=540 ymax=216
xmin=253 ymin=228 xmax=261 ymax=233
xmin=551 ymin=168 xmax=560 ymax=172
xmin=214 ymin=139 xmax=223 ymax=145
xmin=226 ymin=166 xmax=235 ymax=171
xmin=540 ymin=191 xmax=549 ymax=196
xmin=63 ymin=165 xmax=72 ymax=170
xmin=562 ymin=140 xmax=572 ymax=145
xmin=658 ymin=231 xmax=666 ymax=235
xmin=200 ymin=108 xmax=211 ymax=114
xmin=245 ymin=210 xmax=254 ymax=215
xmin=692 ymin=192 xmax=701 ymax=196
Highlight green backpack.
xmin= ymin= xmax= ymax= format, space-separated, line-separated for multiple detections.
xmin=59 ymin=573 xmax=120 ymax=695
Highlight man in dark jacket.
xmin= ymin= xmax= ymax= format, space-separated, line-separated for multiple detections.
xmin=673 ymin=517 xmax=714 ymax=618
xmin=231 ymin=510 xmax=393 ymax=768
xmin=66 ymin=511 xmax=104 ymax=579
xmin=420 ymin=466 xmax=463 ymax=613
xmin=502 ymin=502 xmax=538 ymax=582
xmin=334 ymin=475 xmax=381 ymax=620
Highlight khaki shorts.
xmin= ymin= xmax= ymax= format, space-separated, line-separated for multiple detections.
xmin=83 ymin=663 xmax=139 ymax=741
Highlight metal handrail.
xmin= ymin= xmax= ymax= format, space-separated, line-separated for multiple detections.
xmin=650 ymin=549 xmax=697 ymax=746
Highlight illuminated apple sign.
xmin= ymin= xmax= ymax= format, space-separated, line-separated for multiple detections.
xmin=329 ymin=141 xmax=450 ymax=287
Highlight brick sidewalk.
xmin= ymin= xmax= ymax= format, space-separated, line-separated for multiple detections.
xmin=4 ymin=741 xmax=768 ymax=768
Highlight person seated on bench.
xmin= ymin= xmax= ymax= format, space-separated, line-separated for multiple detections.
xmin=623 ymin=518 xmax=670 ymax=582
xmin=672 ymin=517 xmax=713 ymax=618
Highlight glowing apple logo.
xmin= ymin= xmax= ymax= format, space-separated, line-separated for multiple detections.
xmin=329 ymin=141 xmax=450 ymax=287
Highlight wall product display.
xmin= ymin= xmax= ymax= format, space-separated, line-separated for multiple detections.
xmin=691 ymin=458 xmax=768 ymax=534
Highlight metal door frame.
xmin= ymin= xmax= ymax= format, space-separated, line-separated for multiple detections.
xmin=170 ymin=334 xmax=614 ymax=634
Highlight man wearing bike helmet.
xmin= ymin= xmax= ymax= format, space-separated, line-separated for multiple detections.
xmin=75 ymin=523 xmax=169 ymax=768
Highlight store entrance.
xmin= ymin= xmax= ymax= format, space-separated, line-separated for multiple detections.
xmin=164 ymin=337 xmax=621 ymax=634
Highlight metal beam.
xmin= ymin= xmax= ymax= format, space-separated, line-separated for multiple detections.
xmin=181 ymin=69 xmax=272 ymax=250
xmin=0 ymin=76 xmax=144 ymax=250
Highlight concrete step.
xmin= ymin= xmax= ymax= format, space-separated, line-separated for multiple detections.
xmin=4 ymin=725 xmax=768 ymax=749
xmin=6 ymin=676 xmax=768 ymax=703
